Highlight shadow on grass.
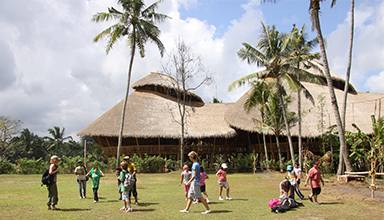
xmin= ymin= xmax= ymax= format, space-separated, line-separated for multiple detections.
xmin=210 ymin=210 xmax=232 ymax=214
xmin=132 ymin=208 xmax=156 ymax=212
xmin=56 ymin=208 xmax=91 ymax=212
xmin=318 ymin=202 xmax=344 ymax=205
xmin=136 ymin=202 xmax=159 ymax=207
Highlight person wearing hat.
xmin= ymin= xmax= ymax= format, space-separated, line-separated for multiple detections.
xmin=304 ymin=160 xmax=324 ymax=205
xmin=123 ymin=156 xmax=139 ymax=204
xmin=47 ymin=155 xmax=60 ymax=210
xmin=179 ymin=164 xmax=192 ymax=201
xmin=216 ymin=163 xmax=232 ymax=200
xmin=286 ymin=165 xmax=304 ymax=200
xmin=74 ymin=159 xmax=87 ymax=199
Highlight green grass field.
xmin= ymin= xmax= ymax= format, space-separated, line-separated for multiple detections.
xmin=0 ymin=171 xmax=383 ymax=219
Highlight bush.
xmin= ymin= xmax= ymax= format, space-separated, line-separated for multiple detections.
xmin=0 ymin=157 xmax=16 ymax=174
xmin=18 ymin=158 xmax=49 ymax=174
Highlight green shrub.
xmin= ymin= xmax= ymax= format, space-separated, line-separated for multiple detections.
xmin=0 ymin=158 xmax=16 ymax=174
xmin=18 ymin=158 xmax=49 ymax=174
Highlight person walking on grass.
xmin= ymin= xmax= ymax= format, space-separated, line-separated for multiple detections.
xmin=179 ymin=165 xmax=192 ymax=201
xmin=74 ymin=159 xmax=87 ymax=199
xmin=304 ymin=160 xmax=324 ymax=205
xmin=293 ymin=163 xmax=302 ymax=189
xmin=86 ymin=167 xmax=105 ymax=203
xmin=216 ymin=163 xmax=232 ymax=200
xmin=180 ymin=151 xmax=211 ymax=214
xmin=119 ymin=162 xmax=132 ymax=212
xmin=47 ymin=155 xmax=60 ymax=210
xmin=124 ymin=156 xmax=139 ymax=204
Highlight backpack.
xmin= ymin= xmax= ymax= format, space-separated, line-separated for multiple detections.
xmin=41 ymin=168 xmax=52 ymax=186
xmin=123 ymin=170 xmax=135 ymax=188
xmin=268 ymin=198 xmax=280 ymax=208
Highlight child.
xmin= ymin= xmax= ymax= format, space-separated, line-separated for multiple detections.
xmin=199 ymin=167 xmax=210 ymax=204
xmin=216 ymin=163 xmax=231 ymax=200
xmin=293 ymin=163 xmax=302 ymax=189
xmin=86 ymin=167 xmax=105 ymax=203
xmin=116 ymin=167 xmax=122 ymax=200
xmin=179 ymin=165 xmax=192 ymax=201
xmin=47 ymin=155 xmax=60 ymax=210
xmin=279 ymin=180 xmax=290 ymax=202
xmin=180 ymin=151 xmax=211 ymax=214
xmin=286 ymin=165 xmax=304 ymax=200
xmin=304 ymin=160 xmax=324 ymax=205
xmin=119 ymin=162 xmax=132 ymax=212
xmin=74 ymin=159 xmax=87 ymax=199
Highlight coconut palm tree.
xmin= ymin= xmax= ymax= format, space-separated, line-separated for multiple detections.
xmin=235 ymin=22 xmax=321 ymax=166
xmin=290 ymin=24 xmax=322 ymax=167
xmin=92 ymin=0 xmax=169 ymax=167
xmin=44 ymin=126 xmax=72 ymax=157
xmin=309 ymin=0 xmax=353 ymax=173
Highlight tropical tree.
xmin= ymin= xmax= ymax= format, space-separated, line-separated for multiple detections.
xmin=255 ymin=90 xmax=298 ymax=171
xmin=235 ymin=22 xmax=322 ymax=166
xmin=0 ymin=116 xmax=21 ymax=160
xmin=229 ymin=76 xmax=273 ymax=170
xmin=92 ymin=0 xmax=169 ymax=167
xmin=44 ymin=126 xmax=72 ymax=157
xmin=290 ymin=23 xmax=322 ymax=167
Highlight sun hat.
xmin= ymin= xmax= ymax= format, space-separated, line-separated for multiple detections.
xmin=313 ymin=160 xmax=320 ymax=165
xmin=287 ymin=165 xmax=293 ymax=170
xmin=183 ymin=165 xmax=188 ymax=170
xmin=221 ymin=163 xmax=228 ymax=169
xmin=78 ymin=159 xmax=83 ymax=163
xmin=50 ymin=155 xmax=60 ymax=160
xmin=124 ymin=156 xmax=130 ymax=160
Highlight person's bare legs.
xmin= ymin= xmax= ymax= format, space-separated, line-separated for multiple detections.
xmin=184 ymin=198 xmax=193 ymax=211
xmin=198 ymin=197 xmax=210 ymax=210
xmin=219 ymin=186 xmax=223 ymax=198
xmin=226 ymin=187 xmax=230 ymax=197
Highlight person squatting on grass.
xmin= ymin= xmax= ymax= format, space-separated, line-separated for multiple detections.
xmin=180 ymin=151 xmax=211 ymax=214
xmin=47 ymin=155 xmax=60 ymax=210
xmin=86 ymin=167 xmax=105 ymax=203
xmin=74 ymin=159 xmax=87 ymax=199
xmin=216 ymin=163 xmax=232 ymax=200
xmin=286 ymin=165 xmax=304 ymax=200
xmin=179 ymin=164 xmax=192 ymax=201
xmin=119 ymin=161 xmax=132 ymax=212
xmin=123 ymin=156 xmax=139 ymax=204
xmin=279 ymin=180 xmax=290 ymax=202
xmin=304 ymin=160 xmax=324 ymax=205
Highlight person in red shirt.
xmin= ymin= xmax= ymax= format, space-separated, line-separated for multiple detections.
xmin=304 ymin=160 xmax=324 ymax=205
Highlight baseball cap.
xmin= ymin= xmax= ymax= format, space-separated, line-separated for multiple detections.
xmin=78 ymin=159 xmax=83 ymax=163
xmin=287 ymin=165 xmax=293 ymax=170
xmin=124 ymin=156 xmax=130 ymax=160
xmin=221 ymin=163 xmax=228 ymax=169
xmin=183 ymin=165 xmax=188 ymax=169
xmin=313 ymin=160 xmax=320 ymax=165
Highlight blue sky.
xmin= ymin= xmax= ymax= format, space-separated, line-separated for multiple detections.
xmin=0 ymin=0 xmax=383 ymax=139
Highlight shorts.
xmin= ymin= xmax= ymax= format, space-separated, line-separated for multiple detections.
xmin=184 ymin=184 xmax=190 ymax=192
xmin=122 ymin=191 xmax=129 ymax=201
xmin=200 ymin=184 xmax=206 ymax=193
xmin=218 ymin=181 xmax=229 ymax=188
xmin=297 ymin=179 xmax=301 ymax=185
xmin=188 ymin=182 xmax=202 ymax=199
xmin=312 ymin=187 xmax=321 ymax=196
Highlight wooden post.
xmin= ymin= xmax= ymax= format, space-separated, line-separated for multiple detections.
xmin=84 ymin=140 xmax=87 ymax=165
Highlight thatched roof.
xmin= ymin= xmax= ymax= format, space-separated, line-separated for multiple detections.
xmin=132 ymin=72 xmax=203 ymax=103
xmin=77 ymin=89 xmax=236 ymax=139
xmin=225 ymin=81 xmax=384 ymax=137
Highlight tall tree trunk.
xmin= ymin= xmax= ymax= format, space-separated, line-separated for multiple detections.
xmin=277 ymin=77 xmax=296 ymax=166
xmin=312 ymin=6 xmax=353 ymax=174
xmin=116 ymin=29 xmax=137 ymax=168
xmin=276 ymin=135 xmax=283 ymax=172
xmin=261 ymin=114 xmax=269 ymax=170
xmin=298 ymin=90 xmax=303 ymax=167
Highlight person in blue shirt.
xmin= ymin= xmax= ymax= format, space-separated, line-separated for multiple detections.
xmin=180 ymin=151 xmax=211 ymax=214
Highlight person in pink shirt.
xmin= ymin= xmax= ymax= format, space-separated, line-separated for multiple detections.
xmin=304 ymin=160 xmax=324 ymax=205
xmin=216 ymin=163 xmax=232 ymax=200
xmin=195 ymin=167 xmax=210 ymax=204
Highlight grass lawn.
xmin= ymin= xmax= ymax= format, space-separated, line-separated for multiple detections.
xmin=0 ymin=171 xmax=383 ymax=219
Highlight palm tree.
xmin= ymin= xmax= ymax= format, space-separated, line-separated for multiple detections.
xmin=92 ymin=0 xmax=169 ymax=167
xmin=290 ymin=24 xmax=322 ymax=167
xmin=229 ymin=76 xmax=273 ymax=170
xmin=236 ymin=22 xmax=322 ymax=166
xmin=44 ymin=126 xmax=72 ymax=157
xmin=309 ymin=0 xmax=353 ymax=173
xmin=255 ymin=90 xmax=298 ymax=171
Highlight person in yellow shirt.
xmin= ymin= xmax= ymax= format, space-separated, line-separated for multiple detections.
xmin=124 ymin=156 xmax=139 ymax=204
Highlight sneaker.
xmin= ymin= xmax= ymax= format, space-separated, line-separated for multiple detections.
xmin=83 ymin=196 xmax=86 ymax=199
xmin=126 ymin=207 xmax=133 ymax=212
xmin=219 ymin=196 xmax=224 ymax=200
xmin=226 ymin=196 xmax=232 ymax=200
xmin=202 ymin=210 xmax=211 ymax=214
xmin=308 ymin=195 xmax=313 ymax=203
xmin=79 ymin=197 xmax=82 ymax=199
xmin=180 ymin=209 xmax=189 ymax=213
xmin=93 ymin=200 xmax=97 ymax=203
xmin=206 ymin=198 xmax=210 ymax=203
xmin=315 ymin=202 xmax=320 ymax=205
xmin=120 ymin=207 xmax=126 ymax=211
xmin=193 ymin=200 xmax=199 ymax=204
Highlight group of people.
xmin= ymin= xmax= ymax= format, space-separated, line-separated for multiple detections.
xmin=279 ymin=161 xmax=324 ymax=205
xmin=45 ymin=152 xmax=324 ymax=214
xmin=46 ymin=155 xmax=138 ymax=211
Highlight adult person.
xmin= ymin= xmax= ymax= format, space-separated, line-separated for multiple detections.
xmin=124 ymin=156 xmax=139 ymax=204
xmin=304 ymin=160 xmax=324 ymax=205
xmin=74 ymin=159 xmax=87 ymax=199
xmin=47 ymin=155 xmax=60 ymax=210
xmin=180 ymin=151 xmax=211 ymax=214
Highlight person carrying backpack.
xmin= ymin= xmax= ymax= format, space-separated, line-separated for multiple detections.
xmin=47 ymin=155 xmax=60 ymax=210
xmin=118 ymin=161 xmax=132 ymax=212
